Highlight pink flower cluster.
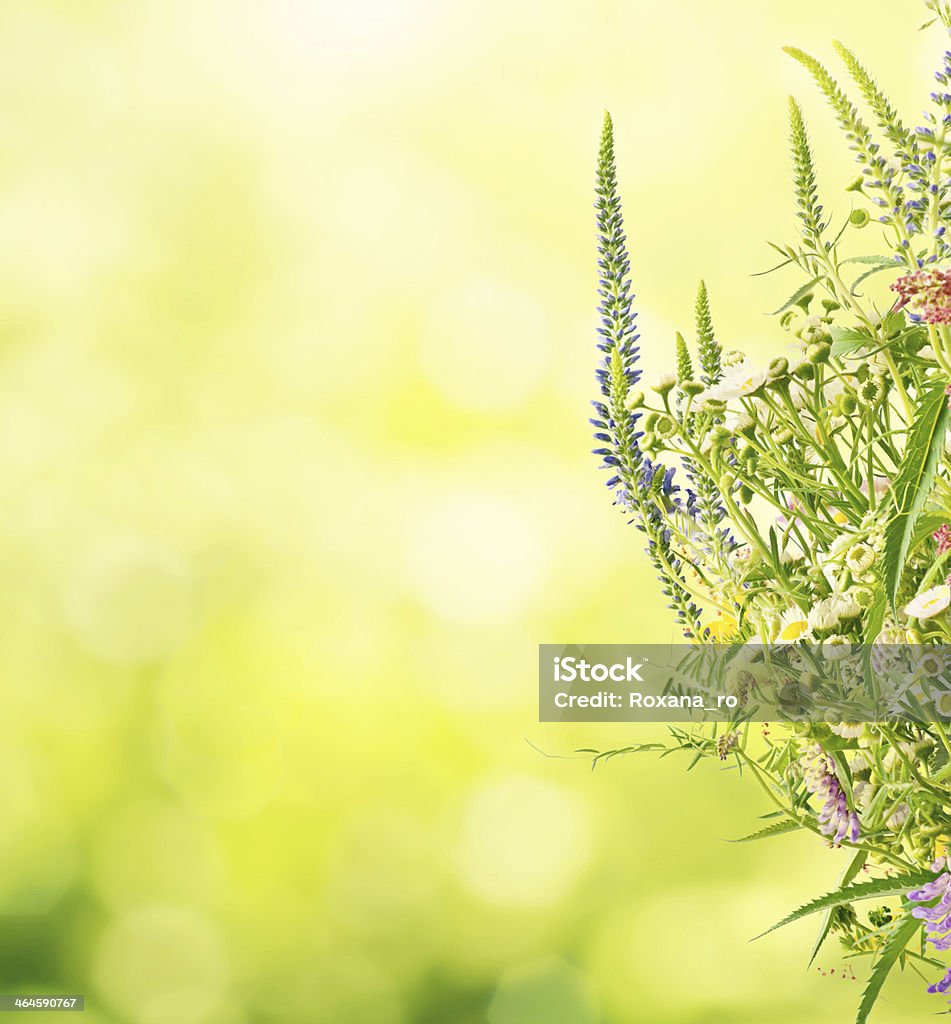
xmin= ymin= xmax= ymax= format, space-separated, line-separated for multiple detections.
xmin=892 ymin=269 xmax=951 ymax=323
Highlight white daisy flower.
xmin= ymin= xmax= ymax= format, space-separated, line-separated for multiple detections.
xmin=823 ymin=635 xmax=852 ymax=660
xmin=776 ymin=607 xmax=812 ymax=644
xmin=831 ymin=722 xmax=865 ymax=738
xmin=808 ymin=598 xmax=840 ymax=632
xmin=845 ymin=542 xmax=875 ymax=574
xmin=903 ymin=585 xmax=951 ymax=621
xmin=698 ymin=360 xmax=768 ymax=403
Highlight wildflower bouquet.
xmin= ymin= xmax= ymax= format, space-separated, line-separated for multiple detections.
xmin=589 ymin=3 xmax=951 ymax=1018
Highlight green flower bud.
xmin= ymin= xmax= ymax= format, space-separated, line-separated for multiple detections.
xmin=640 ymin=431 xmax=657 ymax=451
xmin=845 ymin=175 xmax=865 ymax=193
xmin=821 ymin=299 xmax=840 ymax=313
xmin=654 ymin=415 xmax=678 ymax=439
xmin=744 ymin=457 xmax=757 ymax=477
xmin=807 ymin=341 xmax=831 ymax=364
xmin=739 ymin=484 xmax=754 ymax=504
xmin=644 ymin=412 xmax=659 ymax=431
xmin=768 ymin=356 xmax=789 ymax=378
xmin=840 ymin=392 xmax=858 ymax=414
xmin=719 ymin=472 xmax=736 ymax=492
xmin=702 ymin=398 xmax=727 ymax=415
xmin=858 ymin=377 xmax=882 ymax=404
xmin=850 ymin=586 xmax=875 ymax=609
xmin=794 ymin=361 xmax=815 ymax=381
xmin=775 ymin=427 xmax=794 ymax=445
xmin=739 ymin=444 xmax=757 ymax=462
xmin=906 ymin=628 xmax=923 ymax=645
xmin=734 ymin=414 xmax=757 ymax=438
xmin=652 ymin=373 xmax=677 ymax=396
xmin=680 ymin=379 xmax=704 ymax=397
xmin=624 ymin=387 xmax=645 ymax=410
xmin=849 ymin=208 xmax=871 ymax=228
xmin=795 ymin=291 xmax=814 ymax=312
xmin=780 ymin=309 xmax=802 ymax=332
xmin=723 ymin=349 xmax=745 ymax=368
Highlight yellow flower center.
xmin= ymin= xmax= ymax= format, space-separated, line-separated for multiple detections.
xmin=779 ymin=619 xmax=809 ymax=641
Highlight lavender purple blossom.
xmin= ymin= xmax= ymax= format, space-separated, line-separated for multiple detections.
xmin=800 ymin=743 xmax=860 ymax=843
xmin=908 ymin=858 xmax=951 ymax=995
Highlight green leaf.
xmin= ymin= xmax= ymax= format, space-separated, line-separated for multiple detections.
xmin=728 ymin=819 xmax=802 ymax=843
xmin=910 ymin=510 xmax=948 ymax=550
xmin=809 ymin=850 xmax=868 ymax=968
xmin=839 ymin=255 xmax=898 ymax=267
xmin=881 ymin=382 xmax=950 ymax=612
xmin=851 ymin=262 xmax=901 ymax=294
xmin=771 ymin=276 xmax=824 ymax=315
xmin=753 ymin=872 xmax=932 ymax=940
xmin=856 ymin=913 xmax=923 ymax=1024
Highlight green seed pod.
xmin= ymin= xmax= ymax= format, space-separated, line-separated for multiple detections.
xmin=849 ymin=208 xmax=871 ymax=228
xmin=739 ymin=444 xmax=757 ymax=462
xmin=680 ymin=379 xmax=704 ymax=397
xmin=807 ymin=341 xmax=831 ymax=364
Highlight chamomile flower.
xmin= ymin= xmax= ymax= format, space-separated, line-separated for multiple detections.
xmin=808 ymin=598 xmax=841 ymax=632
xmin=845 ymin=542 xmax=875 ymax=574
xmin=904 ymin=585 xmax=951 ymax=621
xmin=776 ymin=607 xmax=812 ymax=643
xmin=698 ymin=360 xmax=767 ymax=403
xmin=823 ymin=635 xmax=852 ymax=660
xmin=831 ymin=722 xmax=865 ymax=738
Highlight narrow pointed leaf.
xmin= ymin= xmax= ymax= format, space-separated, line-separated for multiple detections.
xmin=856 ymin=914 xmax=923 ymax=1024
xmin=728 ymin=819 xmax=802 ymax=843
xmin=882 ymin=382 xmax=950 ymax=611
xmin=753 ymin=872 xmax=932 ymax=940
xmin=808 ymin=850 xmax=868 ymax=968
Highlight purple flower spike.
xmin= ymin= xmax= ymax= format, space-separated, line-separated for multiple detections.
xmin=800 ymin=744 xmax=860 ymax=844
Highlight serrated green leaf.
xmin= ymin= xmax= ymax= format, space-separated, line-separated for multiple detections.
xmin=856 ymin=913 xmax=923 ymax=1024
xmin=839 ymin=255 xmax=898 ymax=267
xmin=911 ymin=510 xmax=949 ymax=550
xmin=728 ymin=819 xmax=802 ymax=843
xmin=753 ymin=871 xmax=932 ymax=941
xmin=851 ymin=261 xmax=901 ymax=294
xmin=882 ymin=383 xmax=950 ymax=612
xmin=809 ymin=850 xmax=868 ymax=968
xmin=771 ymin=276 xmax=824 ymax=315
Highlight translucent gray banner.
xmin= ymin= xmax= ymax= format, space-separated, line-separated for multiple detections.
xmin=538 ymin=644 xmax=951 ymax=723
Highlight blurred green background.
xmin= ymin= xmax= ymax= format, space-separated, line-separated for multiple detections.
xmin=0 ymin=0 xmax=945 ymax=1021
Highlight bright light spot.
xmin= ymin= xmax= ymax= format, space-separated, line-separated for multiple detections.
xmin=420 ymin=277 xmax=552 ymax=412
xmin=489 ymin=957 xmax=599 ymax=1024
xmin=65 ymin=537 xmax=192 ymax=665
xmin=404 ymin=490 xmax=544 ymax=624
xmin=456 ymin=776 xmax=592 ymax=906
xmin=94 ymin=905 xmax=228 ymax=1024
xmin=281 ymin=0 xmax=433 ymax=58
